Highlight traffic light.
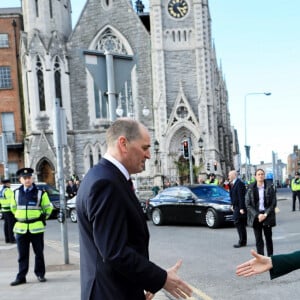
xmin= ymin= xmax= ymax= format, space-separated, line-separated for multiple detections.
xmin=207 ymin=163 xmax=210 ymax=171
xmin=183 ymin=140 xmax=189 ymax=159
xmin=214 ymin=162 xmax=217 ymax=171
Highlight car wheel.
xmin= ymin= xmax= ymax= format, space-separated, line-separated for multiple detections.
xmin=205 ymin=208 xmax=220 ymax=228
xmin=70 ymin=208 xmax=77 ymax=223
xmin=152 ymin=208 xmax=163 ymax=225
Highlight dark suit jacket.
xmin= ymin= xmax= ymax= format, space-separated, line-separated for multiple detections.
xmin=270 ymin=251 xmax=300 ymax=279
xmin=76 ymin=158 xmax=167 ymax=300
xmin=229 ymin=178 xmax=247 ymax=221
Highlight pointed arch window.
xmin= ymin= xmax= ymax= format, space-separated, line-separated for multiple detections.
xmin=89 ymin=147 xmax=94 ymax=168
xmin=36 ymin=56 xmax=46 ymax=111
xmin=54 ymin=57 xmax=62 ymax=107
xmin=101 ymin=0 xmax=112 ymax=10
xmin=96 ymin=28 xmax=127 ymax=55
xmin=35 ymin=0 xmax=39 ymax=17
xmin=93 ymin=28 xmax=128 ymax=119
xmin=49 ymin=0 xmax=53 ymax=18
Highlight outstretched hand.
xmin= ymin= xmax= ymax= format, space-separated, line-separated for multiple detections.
xmin=236 ymin=249 xmax=273 ymax=277
xmin=163 ymin=259 xmax=193 ymax=299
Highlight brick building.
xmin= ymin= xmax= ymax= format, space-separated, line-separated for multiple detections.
xmin=0 ymin=8 xmax=24 ymax=182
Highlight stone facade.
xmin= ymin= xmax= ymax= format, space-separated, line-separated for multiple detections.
xmin=13 ymin=0 xmax=234 ymax=190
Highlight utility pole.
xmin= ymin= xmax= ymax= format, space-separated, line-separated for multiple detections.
xmin=0 ymin=134 xmax=9 ymax=178
xmin=54 ymin=98 xmax=69 ymax=264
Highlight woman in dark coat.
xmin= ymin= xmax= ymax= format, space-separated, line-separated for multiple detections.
xmin=245 ymin=168 xmax=277 ymax=256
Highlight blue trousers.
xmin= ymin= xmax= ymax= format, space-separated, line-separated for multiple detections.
xmin=15 ymin=231 xmax=45 ymax=280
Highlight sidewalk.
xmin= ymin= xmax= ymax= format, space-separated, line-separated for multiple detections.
xmin=0 ymin=237 xmax=171 ymax=300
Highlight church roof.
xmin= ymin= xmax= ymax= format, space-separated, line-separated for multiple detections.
xmin=0 ymin=7 xmax=22 ymax=15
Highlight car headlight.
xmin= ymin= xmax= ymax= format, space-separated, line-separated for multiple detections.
xmin=211 ymin=203 xmax=231 ymax=211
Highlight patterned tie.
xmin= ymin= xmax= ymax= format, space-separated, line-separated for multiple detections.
xmin=128 ymin=179 xmax=134 ymax=191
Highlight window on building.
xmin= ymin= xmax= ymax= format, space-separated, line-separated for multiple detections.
xmin=0 ymin=66 xmax=12 ymax=89
xmin=49 ymin=0 xmax=53 ymax=18
xmin=8 ymin=162 xmax=18 ymax=183
xmin=36 ymin=56 xmax=46 ymax=111
xmin=89 ymin=147 xmax=94 ymax=168
xmin=35 ymin=0 xmax=39 ymax=17
xmin=54 ymin=57 xmax=62 ymax=106
xmin=0 ymin=34 xmax=9 ymax=48
xmin=1 ymin=112 xmax=16 ymax=143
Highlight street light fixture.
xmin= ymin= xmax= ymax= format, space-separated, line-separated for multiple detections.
xmin=244 ymin=92 xmax=271 ymax=181
xmin=198 ymin=137 xmax=204 ymax=163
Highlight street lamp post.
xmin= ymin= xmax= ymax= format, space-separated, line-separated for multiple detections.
xmin=244 ymin=92 xmax=271 ymax=181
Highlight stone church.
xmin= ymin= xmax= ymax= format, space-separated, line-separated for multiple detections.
xmin=19 ymin=0 xmax=234 ymax=190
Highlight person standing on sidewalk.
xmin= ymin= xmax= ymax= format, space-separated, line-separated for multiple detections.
xmin=291 ymin=171 xmax=300 ymax=211
xmin=245 ymin=168 xmax=277 ymax=257
xmin=228 ymin=170 xmax=247 ymax=248
xmin=0 ymin=179 xmax=16 ymax=243
xmin=10 ymin=168 xmax=53 ymax=286
xmin=76 ymin=118 xmax=192 ymax=300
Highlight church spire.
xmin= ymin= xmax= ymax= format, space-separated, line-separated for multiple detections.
xmin=22 ymin=0 xmax=72 ymax=40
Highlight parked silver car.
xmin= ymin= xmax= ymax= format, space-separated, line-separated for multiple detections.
xmin=67 ymin=196 xmax=77 ymax=223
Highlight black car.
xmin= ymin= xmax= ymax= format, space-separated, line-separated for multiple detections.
xmin=146 ymin=184 xmax=233 ymax=228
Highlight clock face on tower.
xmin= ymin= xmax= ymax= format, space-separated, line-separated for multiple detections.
xmin=168 ymin=0 xmax=189 ymax=19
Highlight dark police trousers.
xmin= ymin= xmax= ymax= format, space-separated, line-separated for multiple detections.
xmin=16 ymin=232 xmax=45 ymax=280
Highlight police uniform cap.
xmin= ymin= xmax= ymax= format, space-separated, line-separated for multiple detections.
xmin=16 ymin=167 xmax=34 ymax=177
xmin=1 ymin=178 xmax=10 ymax=184
xmin=296 ymin=172 xmax=300 ymax=176
xmin=210 ymin=173 xmax=216 ymax=177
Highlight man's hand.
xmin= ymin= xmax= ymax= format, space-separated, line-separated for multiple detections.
xmin=145 ymin=291 xmax=154 ymax=300
xmin=163 ymin=260 xmax=193 ymax=299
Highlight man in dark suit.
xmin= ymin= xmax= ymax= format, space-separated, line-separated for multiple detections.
xmin=228 ymin=170 xmax=247 ymax=248
xmin=76 ymin=118 xmax=192 ymax=300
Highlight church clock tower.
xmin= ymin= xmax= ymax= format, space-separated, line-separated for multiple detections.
xmin=150 ymin=0 xmax=229 ymax=182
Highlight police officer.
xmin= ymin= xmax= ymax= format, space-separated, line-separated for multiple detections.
xmin=291 ymin=171 xmax=300 ymax=211
xmin=205 ymin=173 xmax=219 ymax=185
xmin=10 ymin=168 xmax=53 ymax=286
xmin=0 ymin=179 xmax=16 ymax=243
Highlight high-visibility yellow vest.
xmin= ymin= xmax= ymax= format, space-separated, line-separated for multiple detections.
xmin=11 ymin=185 xmax=53 ymax=234
xmin=205 ymin=178 xmax=219 ymax=185
xmin=291 ymin=178 xmax=300 ymax=192
xmin=0 ymin=186 xmax=13 ymax=212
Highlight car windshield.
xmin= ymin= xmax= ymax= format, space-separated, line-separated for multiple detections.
xmin=190 ymin=185 xmax=229 ymax=199
xmin=38 ymin=185 xmax=60 ymax=196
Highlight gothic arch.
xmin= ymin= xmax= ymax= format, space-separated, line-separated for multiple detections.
xmin=83 ymin=143 xmax=94 ymax=173
xmin=94 ymin=143 xmax=102 ymax=164
xmin=89 ymin=25 xmax=134 ymax=55
xmin=36 ymin=157 xmax=55 ymax=185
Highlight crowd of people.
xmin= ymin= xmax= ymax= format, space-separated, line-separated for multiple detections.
xmin=1 ymin=118 xmax=299 ymax=296
xmin=65 ymin=177 xmax=81 ymax=199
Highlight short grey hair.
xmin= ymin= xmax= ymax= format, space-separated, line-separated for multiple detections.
xmin=106 ymin=118 xmax=143 ymax=146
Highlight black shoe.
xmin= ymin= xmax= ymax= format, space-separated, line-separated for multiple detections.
xmin=37 ymin=276 xmax=46 ymax=282
xmin=233 ymin=243 xmax=246 ymax=248
xmin=10 ymin=278 xmax=26 ymax=286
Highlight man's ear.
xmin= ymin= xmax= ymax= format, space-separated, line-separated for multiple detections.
xmin=118 ymin=136 xmax=128 ymax=152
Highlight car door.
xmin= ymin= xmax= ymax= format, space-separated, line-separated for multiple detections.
xmin=175 ymin=188 xmax=198 ymax=223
